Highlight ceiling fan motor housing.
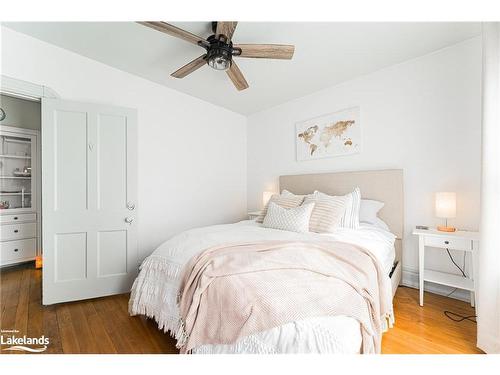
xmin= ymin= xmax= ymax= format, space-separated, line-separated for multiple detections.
xmin=205 ymin=35 xmax=234 ymax=70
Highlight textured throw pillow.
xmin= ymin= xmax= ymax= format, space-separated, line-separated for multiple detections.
xmin=303 ymin=194 xmax=348 ymax=233
xmin=256 ymin=193 xmax=304 ymax=223
xmin=359 ymin=199 xmax=385 ymax=225
xmin=262 ymin=202 xmax=315 ymax=233
xmin=315 ymin=187 xmax=361 ymax=229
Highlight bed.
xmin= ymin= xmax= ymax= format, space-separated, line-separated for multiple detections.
xmin=129 ymin=169 xmax=404 ymax=354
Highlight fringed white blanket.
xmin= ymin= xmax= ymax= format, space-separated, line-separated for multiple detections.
xmin=129 ymin=221 xmax=395 ymax=354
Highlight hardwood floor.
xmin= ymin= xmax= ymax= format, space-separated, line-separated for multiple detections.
xmin=382 ymin=286 xmax=482 ymax=354
xmin=0 ymin=262 xmax=482 ymax=354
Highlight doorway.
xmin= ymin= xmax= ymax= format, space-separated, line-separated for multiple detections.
xmin=0 ymin=94 xmax=41 ymax=269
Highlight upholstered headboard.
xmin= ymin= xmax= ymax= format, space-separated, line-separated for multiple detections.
xmin=279 ymin=169 xmax=404 ymax=263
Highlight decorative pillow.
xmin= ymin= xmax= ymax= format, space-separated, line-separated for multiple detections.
xmin=262 ymin=202 xmax=315 ymax=233
xmin=256 ymin=193 xmax=304 ymax=223
xmin=359 ymin=199 xmax=385 ymax=225
xmin=315 ymin=187 xmax=361 ymax=229
xmin=303 ymin=194 xmax=348 ymax=233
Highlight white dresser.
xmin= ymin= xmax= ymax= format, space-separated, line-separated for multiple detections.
xmin=0 ymin=126 xmax=40 ymax=267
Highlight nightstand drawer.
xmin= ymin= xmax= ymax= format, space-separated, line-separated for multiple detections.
xmin=0 ymin=223 xmax=37 ymax=241
xmin=0 ymin=238 xmax=36 ymax=264
xmin=424 ymin=236 xmax=472 ymax=251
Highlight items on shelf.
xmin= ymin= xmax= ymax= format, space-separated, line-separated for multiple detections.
xmin=13 ymin=167 xmax=31 ymax=177
xmin=0 ymin=133 xmax=33 ymax=210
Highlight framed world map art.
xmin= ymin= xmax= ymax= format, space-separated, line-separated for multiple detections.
xmin=295 ymin=107 xmax=361 ymax=161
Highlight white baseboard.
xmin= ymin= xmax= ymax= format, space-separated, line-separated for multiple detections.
xmin=401 ymin=267 xmax=472 ymax=303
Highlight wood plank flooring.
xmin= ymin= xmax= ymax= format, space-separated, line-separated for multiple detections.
xmin=0 ymin=262 xmax=482 ymax=354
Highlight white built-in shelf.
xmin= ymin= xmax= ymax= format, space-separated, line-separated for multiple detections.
xmin=0 ymin=176 xmax=31 ymax=179
xmin=1 ymin=125 xmax=40 ymax=268
xmin=424 ymin=269 xmax=475 ymax=291
xmin=0 ymin=192 xmax=32 ymax=196
xmin=2 ymin=138 xmax=31 ymax=145
xmin=0 ymin=154 xmax=31 ymax=159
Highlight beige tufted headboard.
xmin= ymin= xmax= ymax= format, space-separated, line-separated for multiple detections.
xmin=279 ymin=169 xmax=404 ymax=263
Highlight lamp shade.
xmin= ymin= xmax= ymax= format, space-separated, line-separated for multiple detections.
xmin=262 ymin=191 xmax=274 ymax=208
xmin=435 ymin=192 xmax=456 ymax=219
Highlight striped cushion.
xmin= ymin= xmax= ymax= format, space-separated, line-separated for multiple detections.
xmin=315 ymin=187 xmax=361 ymax=229
xmin=256 ymin=193 xmax=304 ymax=223
xmin=303 ymin=194 xmax=348 ymax=233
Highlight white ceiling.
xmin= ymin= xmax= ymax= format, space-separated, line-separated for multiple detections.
xmin=4 ymin=22 xmax=481 ymax=115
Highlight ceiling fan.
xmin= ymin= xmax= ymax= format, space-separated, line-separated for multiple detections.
xmin=137 ymin=21 xmax=295 ymax=91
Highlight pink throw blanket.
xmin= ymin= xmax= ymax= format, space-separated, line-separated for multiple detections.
xmin=177 ymin=240 xmax=393 ymax=353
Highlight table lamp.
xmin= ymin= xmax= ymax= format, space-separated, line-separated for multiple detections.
xmin=435 ymin=192 xmax=456 ymax=232
xmin=262 ymin=191 xmax=274 ymax=208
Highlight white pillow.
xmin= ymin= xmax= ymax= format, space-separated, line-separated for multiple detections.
xmin=315 ymin=187 xmax=361 ymax=229
xmin=361 ymin=217 xmax=391 ymax=232
xmin=359 ymin=199 xmax=385 ymax=225
xmin=372 ymin=217 xmax=390 ymax=232
xmin=263 ymin=202 xmax=315 ymax=233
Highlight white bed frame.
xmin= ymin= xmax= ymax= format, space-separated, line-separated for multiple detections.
xmin=279 ymin=169 xmax=404 ymax=297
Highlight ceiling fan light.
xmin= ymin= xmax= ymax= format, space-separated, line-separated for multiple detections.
xmin=206 ymin=44 xmax=232 ymax=71
xmin=208 ymin=55 xmax=231 ymax=71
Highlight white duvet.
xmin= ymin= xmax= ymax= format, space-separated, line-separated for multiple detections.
xmin=129 ymin=220 xmax=395 ymax=354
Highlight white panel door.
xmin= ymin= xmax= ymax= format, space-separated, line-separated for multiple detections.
xmin=42 ymin=98 xmax=138 ymax=305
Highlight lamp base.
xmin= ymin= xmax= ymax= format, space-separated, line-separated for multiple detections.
xmin=437 ymin=225 xmax=456 ymax=232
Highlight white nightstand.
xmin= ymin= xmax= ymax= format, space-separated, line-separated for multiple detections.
xmin=413 ymin=228 xmax=479 ymax=307
xmin=248 ymin=211 xmax=262 ymax=220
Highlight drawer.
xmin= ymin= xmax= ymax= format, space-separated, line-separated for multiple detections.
xmin=0 ymin=213 xmax=36 ymax=224
xmin=0 ymin=238 xmax=36 ymax=264
xmin=424 ymin=235 xmax=472 ymax=251
xmin=0 ymin=222 xmax=37 ymax=241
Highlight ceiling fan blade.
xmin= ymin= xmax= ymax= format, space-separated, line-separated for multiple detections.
xmin=233 ymin=44 xmax=295 ymax=59
xmin=171 ymin=55 xmax=207 ymax=78
xmin=137 ymin=21 xmax=205 ymax=46
xmin=216 ymin=21 xmax=238 ymax=41
xmin=226 ymin=61 xmax=249 ymax=91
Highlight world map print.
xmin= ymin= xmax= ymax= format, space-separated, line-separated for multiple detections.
xmin=296 ymin=107 xmax=361 ymax=161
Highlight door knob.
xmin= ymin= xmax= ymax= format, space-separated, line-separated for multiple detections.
xmin=127 ymin=202 xmax=135 ymax=210
xmin=125 ymin=217 xmax=134 ymax=224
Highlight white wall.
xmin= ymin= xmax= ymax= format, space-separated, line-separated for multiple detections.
xmin=247 ymin=38 xmax=482 ymax=284
xmin=1 ymin=26 xmax=483 ymax=296
xmin=1 ymin=26 xmax=247 ymax=261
